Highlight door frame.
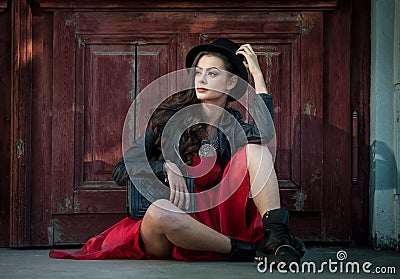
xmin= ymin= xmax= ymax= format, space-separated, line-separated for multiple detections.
xmin=0 ymin=0 xmax=11 ymax=247
xmin=10 ymin=0 xmax=33 ymax=247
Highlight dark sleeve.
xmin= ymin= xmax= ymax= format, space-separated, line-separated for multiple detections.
xmin=112 ymin=159 xmax=129 ymax=186
xmin=239 ymin=93 xmax=275 ymax=143
xmin=112 ymin=127 xmax=166 ymax=186
xmin=260 ymin=93 xmax=274 ymax=121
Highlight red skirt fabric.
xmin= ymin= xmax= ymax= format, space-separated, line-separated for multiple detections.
xmin=49 ymin=146 xmax=264 ymax=261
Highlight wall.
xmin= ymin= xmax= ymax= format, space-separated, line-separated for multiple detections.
xmin=370 ymin=0 xmax=400 ymax=250
xmin=396 ymin=0 xmax=400 ymax=252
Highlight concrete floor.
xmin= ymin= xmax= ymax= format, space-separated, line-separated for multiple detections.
xmin=0 ymin=246 xmax=399 ymax=279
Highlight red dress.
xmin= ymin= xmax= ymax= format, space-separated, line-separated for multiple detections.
xmin=49 ymin=146 xmax=263 ymax=261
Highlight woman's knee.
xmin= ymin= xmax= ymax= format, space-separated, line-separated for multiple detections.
xmin=245 ymin=144 xmax=273 ymax=165
xmin=144 ymin=199 xmax=186 ymax=232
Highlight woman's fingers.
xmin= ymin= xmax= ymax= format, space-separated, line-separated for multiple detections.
xmin=169 ymin=179 xmax=189 ymax=210
xmin=165 ymin=162 xmax=190 ymax=210
xmin=236 ymin=50 xmax=251 ymax=64
xmin=245 ymin=44 xmax=256 ymax=55
xmin=176 ymin=182 xmax=190 ymax=210
xmin=236 ymin=49 xmax=254 ymax=65
xmin=170 ymin=180 xmax=181 ymax=206
xmin=236 ymin=43 xmax=262 ymax=77
xmin=177 ymin=183 xmax=185 ymax=209
xmin=236 ymin=49 xmax=249 ymax=58
xmin=238 ymin=44 xmax=255 ymax=55
xmin=184 ymin=191 xmax=190 ymax=210
xmin=236 ymin=50 xmax=254 ymax=69
xmin=169 ymin=180 xmax=175 ymax=202
xmin=237 ymin=44 xmax=255 ymax=57
xmin=172 ymin=182 xmax=181 ymax=207
xmin=182 ymin=185 xmax=190 ymax=210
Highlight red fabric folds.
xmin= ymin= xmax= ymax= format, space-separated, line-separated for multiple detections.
xmin=49 ymin=146 xmax=263 ymax=261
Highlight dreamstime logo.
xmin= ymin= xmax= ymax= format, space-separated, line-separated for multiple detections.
xmin=122 ymin=68 xmax=276 ymax=213
xmin=336 ymin=250 xmax=347 ymax=261
xmin=257 ymin=250 xmax=397 ymax=274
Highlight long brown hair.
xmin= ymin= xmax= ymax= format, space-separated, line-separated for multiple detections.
xmin=149 ymin=51 xmax=236 ymax=165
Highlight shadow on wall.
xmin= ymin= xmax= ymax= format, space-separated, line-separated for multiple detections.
xmin=370 ymin=140 xmax=400 ymax=250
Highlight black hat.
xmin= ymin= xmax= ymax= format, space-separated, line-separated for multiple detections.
xmin=186 ymin=38 xmax=249 ymax=101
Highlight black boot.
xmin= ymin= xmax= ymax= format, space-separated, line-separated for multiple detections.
xmin=255 ymin=208 xmax=305 ymax=265
xmin=223 ymin=237 xmax=259 ymax=262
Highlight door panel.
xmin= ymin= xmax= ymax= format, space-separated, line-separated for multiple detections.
xmin=74 ymin=39 xmax=174 ymax=215
xmin=82 ymin=43 xmax=171 ymax=183
xmin=83 ymin=44 xmax=135 ymax=183
xmin=242 ymin=39 xmax=301 ymax=188
xmin=202 ymin=34 xmax=305 ymax=203
xmin=50 ymin=11 xmax=324 ymax=244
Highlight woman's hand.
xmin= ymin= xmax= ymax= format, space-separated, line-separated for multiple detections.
xmin=236 ymin=44 xmax=268 ymax=94
xmin=164 ymin=161 xmax=190 ymax=210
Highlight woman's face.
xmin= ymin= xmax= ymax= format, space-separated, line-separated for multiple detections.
xmin=194 ymin=55 xmax=236 ymax=106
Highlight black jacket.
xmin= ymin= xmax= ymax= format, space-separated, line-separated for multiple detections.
xmin=112 ymin=93 xmax=274 ymax=186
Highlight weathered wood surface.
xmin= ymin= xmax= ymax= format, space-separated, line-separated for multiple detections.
xmin=4 ymin=0 xmax=370 ymax=246
xmin=10 ymin=0 xmax=33 ymax=247
xmin=37 ymin=0 xmax=338 ymax=11
xmin=0 ymin=2 xmax=11 ymax=247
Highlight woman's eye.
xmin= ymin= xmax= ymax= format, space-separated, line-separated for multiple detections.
xmin=207 ymin=72 xmax=218 ymax=77
xmin=195 ymin=71 xmax=202 ymax=76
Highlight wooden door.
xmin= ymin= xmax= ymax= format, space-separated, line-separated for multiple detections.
xmin=44 ymin=10 xmax=327 ymax=245
xmin=7 ymin=0 xmax=372 ymax=248
xmin=50 ymin=14 xmax=176 ymax=243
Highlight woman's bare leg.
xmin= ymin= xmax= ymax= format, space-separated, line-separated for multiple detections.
xmin=140 ymin=199 xmax=231 ymax=257
xmin=246 ymin=144 xmax=304 ymax=263
xmin=141 ymin=144 xmax=280 ymax=257
xmin=246 ymin=144 xmax=281 ymax=217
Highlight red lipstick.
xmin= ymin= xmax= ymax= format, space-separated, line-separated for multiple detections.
xmin=197 ymin=87 xmax=208 ymax=92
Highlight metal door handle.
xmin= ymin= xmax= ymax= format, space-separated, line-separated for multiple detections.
xmin=352 ymin=111 xmax=358 ymax=184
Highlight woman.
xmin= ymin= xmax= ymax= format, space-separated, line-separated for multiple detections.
xmin=49 ymin=38 xmax=304 ymax=264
